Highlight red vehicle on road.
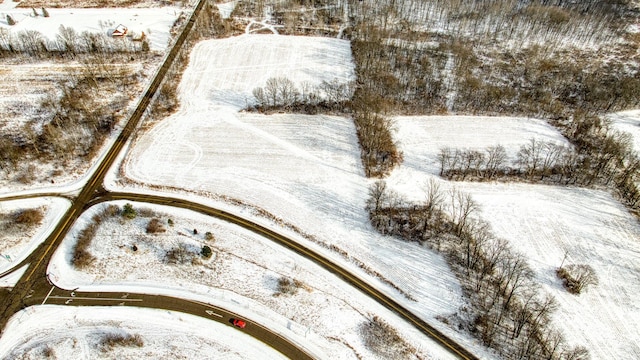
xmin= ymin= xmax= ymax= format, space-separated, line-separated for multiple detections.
xmin=230 ymin=318 xmax=246 ymax=329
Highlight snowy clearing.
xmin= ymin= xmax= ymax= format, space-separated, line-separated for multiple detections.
xmin=609 ymin=110 xmax=640 ymax=153
xmin=47 ymin=201 xmax=457 ymax=360
xmin=119 ymin=34 xmax=489 ymax=356
xmin=458 ymin=183 xmax=640 ymax=359
xmin=386 ymin=116 xmax=640 ymax=360
xmin=391 ymin=115 xmax=570 ymax=177
xmin=175 ymin=34 xmax=355 ymax=110
xmin=0 ymin=305 xmax=288 ymax=359
xmin=0 ymin=7 xmax=181 ymax=51
xmin=0 ymin=197 xmax=70 ymax=274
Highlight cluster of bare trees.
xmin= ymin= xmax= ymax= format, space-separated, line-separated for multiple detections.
xmin=0 ymin=60 xmax=137 ymax=182
xmin=351 ymin=88 xmax=403 ymax=177
xmin=366 ymin=180 xmax=590 ymax=359
xmin=0 ymin=25 xmax=149 ymax=57
xmin=251 ymin=76 xmax=353 ymax=113
xmin=437 ymin=139 xmax=578 ymax=183
xmin=359 ymin=0 xmax=626 ymax=50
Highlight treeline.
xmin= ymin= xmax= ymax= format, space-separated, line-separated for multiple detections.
xmin=437 ymin=115 xmax=640 ymax=214
xmin=438 ymin=139 xmax=577 ymax=183
xmin=367 ymin=180 xmax=589 ymax=359
xmin=0 ymin=25 xmax=149 ymax=57
xmin=251 ymin=76 xmax=353 ymax=114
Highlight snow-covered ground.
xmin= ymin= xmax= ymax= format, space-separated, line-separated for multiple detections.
xmin=42 ymin=200 xmax=456 ymax=359
xmin=0 ymin=197 xmax=70 ymax=274
xmin=387 ymin=116 xmax=640 ymax=359
xmin=609 ymin=110 xmax=640 ymax=152
xmin=0 ymin=7 xmax=181 ymax=51
xmin=0 ymin=5 xmax=179 ymax=193
xmin=2 ymin=25 xmax=636 ymax=359
xmin=0 ymin=305 xmax=288 ymax=359
xmin=0 ymin=0 xmax=17 ymax=11
xmin=390 ymin=115 xmax=569 ymax=180
xmin=118 ymin=34 xmax=487 ymax=356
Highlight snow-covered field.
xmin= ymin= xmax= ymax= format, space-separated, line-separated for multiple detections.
xmin=42 ymin=201 xmax=455 ymax=359
xmin=2 ymin=24 xmax=636 ymax=359
xmin=609 ymin=110 xmax=640 ymax=152
xmin=0 ymin=7 xmax=181 ymax=51
xmin=0 ymin=305 xmax=288 ymax=359
xmin=390 ymin=115 xmax=569 ymax=181
xmin=387 ymin=116 xmax=640 ymax=359
xmin=0 ymin=197 xmax=70 ymax=274
xmin=119 ymin=34 xmax=487 ymax=356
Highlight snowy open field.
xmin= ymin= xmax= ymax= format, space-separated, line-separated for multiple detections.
xmin=391 ymin=115 xmax=569 ymax=178
xmin=609 ymin=110 xmax=640 ymax=152
xmin=0 ymin=305 xmax=288 ymax=359
xmin=119 ymin=34 xmax=488 ymax=356
xmin=387 ymin=116 xmax=640 ymax=359
xmin=0 ymin=7 xmax=181 ymax=51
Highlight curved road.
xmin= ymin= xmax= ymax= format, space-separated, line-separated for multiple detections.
xmin=0 ymin=0 xmax=478 ymax=358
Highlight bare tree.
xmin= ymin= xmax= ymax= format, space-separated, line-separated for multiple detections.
xmin=539 ymin=142 xmax=563 ymax=180
xmin=367 ymin=180 xmax=388 ymax=213
xmin=252 ymin=87 xmax=267 ymax=107
xmin=449 ymin=187 xmax=478 ymax=237
xmin=484 ymin=145 xmax=507 ymax=179
xmin=422 ymin=178 xmax=445 ymax=222
xmin=557 ymin=264 xmax=599 ymax=294
xmin=517 ymin=138 xmax=545 ymax=179
xmin=17 ymin=30 xmax=45 ymax=54
xmin=0 ymin=29 xmax=13 ymax=52
xmin=56 ymin=25 xmax=79 ymax=54
xmin=277 ymin=77 xmax=299 ymax=107
xmin=437 ymin=147 xmax=453 ymax=177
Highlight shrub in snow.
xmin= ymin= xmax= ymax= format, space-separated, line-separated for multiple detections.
xmin=121 ymin=203 xmax=137 ymax=219
xmin=42 ymin=8 xmax=50 ymax=18
xmin=42 ymin=345 xmax=55 ymax=357
xmin=14 ymin=208 xmax=44 ymax=226
xmin=205 ymin=231 xmax=215 ymax=241
xmin=201 ymin=245 xmax=212 ymax=259
xmin=166 ymin=244 xmax=194 ymax=265
xmin=99 ymin=332 xmax=144 ymax=351
xmin=146 ymin=218 xmax=166 ymax=234
xmin=360 ymin=316 xmax=415 ymax=359
xmin=275 ymin=276 xmax=302 ymax=296
xmin=557 ymin=264 xmax=599 ymax=294
xmin=6 ymin=15 xmax=16 ymax=26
